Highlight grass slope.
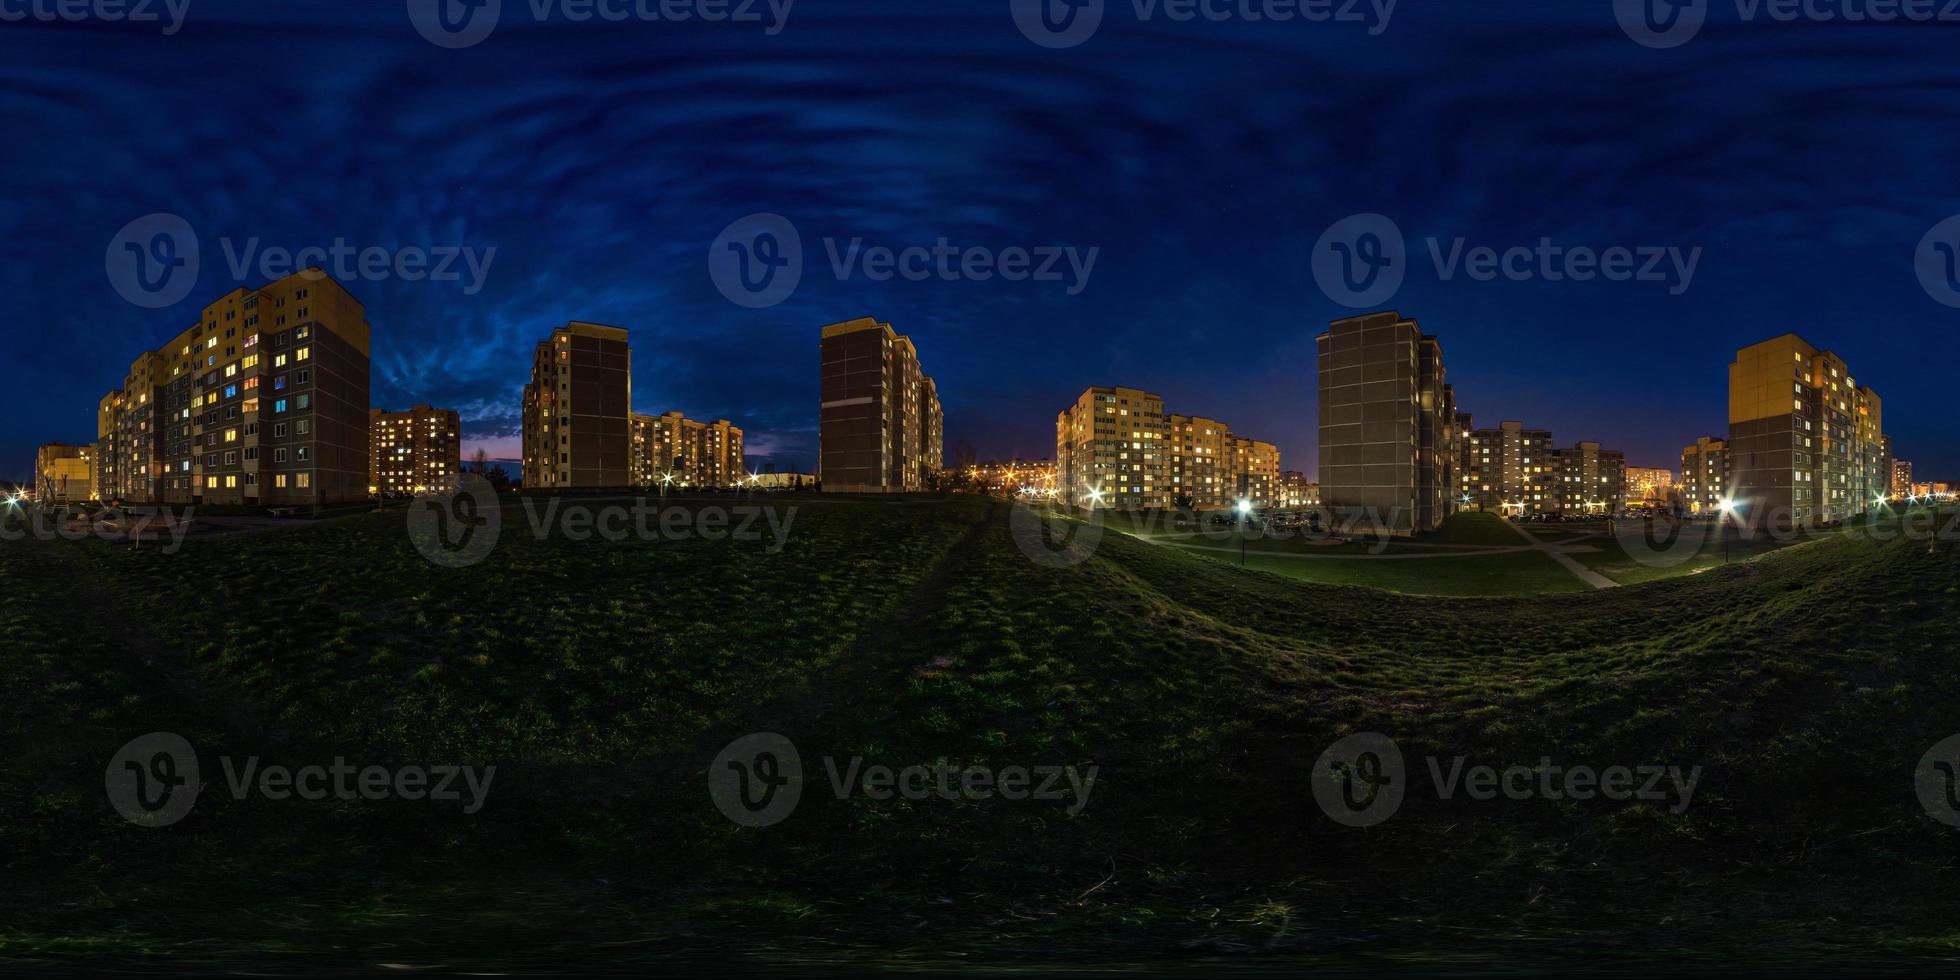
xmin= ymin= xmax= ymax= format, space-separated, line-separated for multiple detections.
xmin=3 ymin=497 xmax=1960 ymax=972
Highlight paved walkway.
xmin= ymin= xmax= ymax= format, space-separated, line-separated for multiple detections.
xmin=1502 ymin=521 xmax=1620 ymax=590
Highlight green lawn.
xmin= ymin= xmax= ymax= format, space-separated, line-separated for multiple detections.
xmin=1125 ymin=510 xmax=1587 ymax=596
xmin=1169 ymin=538 xmax=1587 ymax=595
xmin=1568 ymin=508 xmax=1957 ymax=586
xmin=1428 ymin=509 xmax=1537 ymax=545
xmin=3 ymin=497 xmax=1960 ymax=971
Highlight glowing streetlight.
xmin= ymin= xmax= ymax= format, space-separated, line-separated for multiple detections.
xmin=1236 ymin=498 xmax=1253 ymax=566
xmin=1717 ymin=497 xmax=1739 ymax=564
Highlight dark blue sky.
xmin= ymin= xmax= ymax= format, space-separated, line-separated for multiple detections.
xmin=5 ymin=1 xmax=1958 ymax=481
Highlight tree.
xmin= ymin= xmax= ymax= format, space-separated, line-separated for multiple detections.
xmin=470 ymin=448 xmax=490 ymax=476
xmin=485 ymin=464 xmax=513 ymax=492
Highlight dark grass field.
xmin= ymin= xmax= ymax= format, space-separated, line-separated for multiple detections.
xmin=3 ymin=496 xmax=1960 ymax=973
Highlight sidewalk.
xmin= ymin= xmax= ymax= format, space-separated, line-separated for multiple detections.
xmin=1503 ymin=520 xmax=1621 ymax=590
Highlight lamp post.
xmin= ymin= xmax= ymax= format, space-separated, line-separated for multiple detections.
xmin=1718 ymin=498 xmax=1739 ymax=564
xmin=1236 ymin=498 xmax=1253 ymax=566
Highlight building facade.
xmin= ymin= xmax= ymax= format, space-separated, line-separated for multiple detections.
xmin=631 ymin=411 xmax=745 ymax=488
xmin=1317 ymin=312 xmax=1460 ymax=535
xmin=1056 ymin=387 xmax=1283 ymax=509
xmin=819 ymin=317 xmax=943 ymax=492
xmin=1057 ymin=386 xmax=1170 ymax=509
xmin=1892 ymin=458 xmax=1914 ymax=497
xmin=1680 ymin=436 xmax=1729 ymax=514
xmin=370 ymin=405 xmax=462 ymax=496
xmin=1549 ymin=441 xmax=1627 ymax=515
xmin=967 ymin=459 xmax=1057 ymax=496
xmin=1167 ymin=414 xmax=1229 ymax=507
xmin=95 ymin=270 xmax=372 ymax=507
xmin=1459 ymin=421 xmax=1626 ymax=516
xmin=1728 ymin=334 xmax=1887 ymax=528
xmin=35 ymin=443 xmax=95 ymax=503
xmin=522 ymin=322 xmax=632 ymax=490
xmin=1277 ymin=471 xmax=1320 ymax=509
xmin=1625 ymin=466 xmax=1674 ymax=508
xmin=1460 ymin=420 xmax=1553 ymax=514
xmin=1232 ymin=436 xmax=1281 ymax=507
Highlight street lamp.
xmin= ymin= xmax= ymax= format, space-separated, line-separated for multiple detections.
xmin=1717 ymin=497 xmax=1739 ymax=564
xmin=1236 ymin=498 xmax=1253 ymax=566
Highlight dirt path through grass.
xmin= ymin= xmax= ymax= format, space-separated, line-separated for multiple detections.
xmin=1501 ymin=519 xmax=1620 ymax=590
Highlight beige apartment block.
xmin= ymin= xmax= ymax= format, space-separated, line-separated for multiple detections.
xmin=1728 ymin=334 xmax=1887 ymax=527
xmin=1057 ymin=388 xmax=1282 ymax=510
xmin=1167 ymin=414 xmax=1231 ymax=507
xmin=94 ymin=270 xmax=372 ymax=508
xmin=1232 ymin=437 xmax=1281 ymax=507
xmin=631 ymin=411 xmax=746 ymax=488
xmin=1056 ymin=386 xmax=1170 ymax=509
xmin=1680 ymin=436 xmax=1729 ymax=514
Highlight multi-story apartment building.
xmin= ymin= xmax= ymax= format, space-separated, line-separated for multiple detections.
xmin=95 ymin=270 xmax=372 ymax=507
xmin=94 ymin=390 xmax=124 ymax=501
xmin=1277 ymin=471 xmax=1319 ymax=509
xmin=630 ymin=411 xmax=745 ymax=488
xmin=35 ymin=443 xmax=95 ymax=503
xmin=522 ymin=322 xmax=632 ymax=490
xmin=1680 ymin=436 xmax=1729 ymax=514
xmin=1166 ymin=414 xmax=1231 ymax=507
xmin=1728 ymin=334 xmax=1887 ymax=528
xmin=1232 ymin=436 xmax=1281 ymax=506
xmin=370 ymin=405 xmax=462 ymax=496
xmin=922 ymin=377 xmax=944 ymax=490
xmin=1549 ymin=441 xmax=1627 ymax=515
xmin=1056 ymin=386 xmax=1171 ymax=509
xmin=1892 ymin=458 xmax=1914 ymax=497
xmin=1460 ymin=420 xmax=1554 ymax=514
xmin=967 ymin=459 xmax=1057 ymax=496
xmin=1317 ymin=312 xmax=1460 ymax=535
xmin=1625 ymin=466 xmax=1674 ymax=508
xmin=818 ymin=317 xmax=943 ymax=492
xmin=1057 ymin=388 xmax=1283 ymax=509
xmin=1460 ymin=422 xmax=1626 ymax=516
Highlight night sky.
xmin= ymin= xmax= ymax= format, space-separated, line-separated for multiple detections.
xmin=4 ymin=1 xmax=1958 ymax=482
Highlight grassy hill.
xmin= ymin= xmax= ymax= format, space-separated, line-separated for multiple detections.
xmin=4 ymin=496 xmax=1960 ymax=972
